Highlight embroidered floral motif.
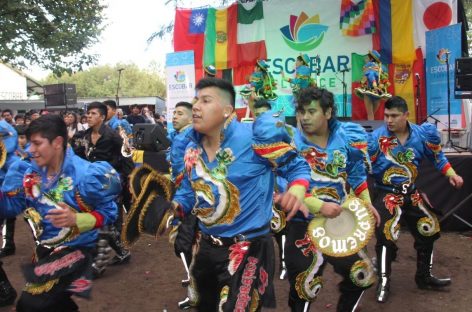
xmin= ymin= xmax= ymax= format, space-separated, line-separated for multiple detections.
xmin=47 ymin=175 xmax=73 ymax=203
xmin=184 ymin=148 xmax=201 ymax=175
xmin=24 ymin=173 xmax=41 ymax=198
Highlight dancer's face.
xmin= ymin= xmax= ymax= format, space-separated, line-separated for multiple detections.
xmin=29 ymin=133 xmax=63 ymax=168
xmin=192 ymin=87 xmax=233 ymax=136
xmin=384 ymin=107 xmax=409 ymax=133
xmin=297 ymin=100 xmax=331 ymax=136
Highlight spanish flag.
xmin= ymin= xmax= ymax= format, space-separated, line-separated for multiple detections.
xmin=203 ymin=4 xmax=238 ymax=70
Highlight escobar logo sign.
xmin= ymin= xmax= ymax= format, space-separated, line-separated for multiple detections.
xmin=169 ymin=70 xmax=193 ymax=90
xmin=280 ymin=12 xmax=328 ymax=51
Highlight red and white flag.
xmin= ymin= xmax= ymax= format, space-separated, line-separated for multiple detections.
xmin=414 ymin=0 xmax=457 ymax=54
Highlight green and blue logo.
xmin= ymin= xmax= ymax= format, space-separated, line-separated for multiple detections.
xmin=280 ymin=12 xmax=328 ymax=51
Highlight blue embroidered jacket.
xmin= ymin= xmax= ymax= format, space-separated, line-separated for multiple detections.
xmin=168 ymin=125 xmax=193 ymax=188
xmin=107 ymin=115 xmax=132 ymax=135
xmin=0 ymin=148 xmax=121 ymax=248
xmin=0 ymin=120 xmax=18 ymax=183
xmin=292 ymin=119 xmax=370 ymax=220
xmin=173 ymin=113 xmax=310 ymax=239
xmin=368 ymin=122 xmax=452 ymax=186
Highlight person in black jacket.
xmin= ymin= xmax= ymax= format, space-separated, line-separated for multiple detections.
xmin=74 ymin=102 xmax=133 ymax=275
xmin=126 ymin=104 xmax=146 ymax=126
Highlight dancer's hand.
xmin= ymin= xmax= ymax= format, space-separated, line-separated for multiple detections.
xmin=319 ymin=202 xmax=342 ymax=218
xmin=45 ymin=204 xmax=77 ymax=228
xmin=274 ymin=192 xmax=309 ymax=221
xmin=449 ymin=174 xmax=463 ymax=189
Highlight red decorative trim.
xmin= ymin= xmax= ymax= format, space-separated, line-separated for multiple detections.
xmin=354 ymin=181 xmax=368 ymax=196
xmin=288 ymin=179 xmax=309 ymax=190
xmin=89 ymin=211 xmax=104 ymax=228
xmin=441 ymin=162 xmax=452 ymax=175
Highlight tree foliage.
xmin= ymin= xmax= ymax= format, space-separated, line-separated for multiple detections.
xmin=42 ymin=63 xmax=167 ymax=98
xmin=0 ymin=0 xmax=105 ymax=76
xmin=465 ymin=0 xmax=472 ymax=55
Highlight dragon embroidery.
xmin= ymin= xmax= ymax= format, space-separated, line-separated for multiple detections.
xmin=378 ymin=136 xmax=417 ymax=185
xmin=294 ymin=234 xmax=323 ymax=301
xmin=184 ymin=147 xmax=241 ymax=227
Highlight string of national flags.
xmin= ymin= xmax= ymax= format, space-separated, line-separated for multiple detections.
xmin=173 ymin=0 xmax=463 ymax=121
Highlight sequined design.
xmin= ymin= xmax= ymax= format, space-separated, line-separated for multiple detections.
xmin=349 ymin=249 xmax=376 ymax=287
xmin=191 ymin=148 xmax=241 ymax=227
xmin=24 ymin=279 xmax=60 ymax=295
xmin=294 ymin=233 xmax=324 ymax=301
xmin=411 ymin=191 xmax=440 ymax=237
xmin=382 ymin=193 xmax=403 ymax=241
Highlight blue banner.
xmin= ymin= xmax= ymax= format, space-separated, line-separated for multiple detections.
xmin=425 ymin=23 xmax=462 ymax=127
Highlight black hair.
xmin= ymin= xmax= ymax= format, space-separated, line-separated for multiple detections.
xmin=87 ymin=102 xmax=108 ymax=117
xmin=26 ymin=115 xmax=68 ymax=151
xmin=254 ymin=99 xmax=271 ymax=110
xmin=15 ymin=125 xmax=27 ymax=135
xmin=175 ymin=101 xmax=193 ymax=111
xmin=2 ymin=109 xmax=12 ymax=116
xmin=130 ymin=104 xmax=140 ymax=110
xmin=385 ymin=96 xmax=408 ymax=113
xmin=103 ymin=99 xmax=117 ymax=110
xmin=297 ymin=87 xmax=337 ymax=118
xmin=195 ymin=77 xmax=236 ymax=108
xmin=14 ymin=114 xmax=25 ymax=121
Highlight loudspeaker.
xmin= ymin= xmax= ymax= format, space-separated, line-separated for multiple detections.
xmin=455 ymin=57 xmax=472 ymax=99
xmin=45 ymin=94 xmax=78 ymax=106
xmin=44 ymin=83 xmax=77 ymax=106
xmin=132 ymin=123 xmax=170 ymax=152
xmin=44 ymin=83 xmax=76 ymax=95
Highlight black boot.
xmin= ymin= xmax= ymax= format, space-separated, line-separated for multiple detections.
xmin=108 ymin=226 xmax=131 ymax=265
xmin=415 ymin=249 xmax=451 ymax=290
xmin=178 ymin=297 xmax=191 ymax=310
xmin=0 ymin=219 xmax=16 ymax=258
xmin=337 ymin=290 xmax=364 ymax=312
xmin=0 ymin=262 xmax=17 ymax=307
xmin=375 ymin=245 xmax=392 ymax=303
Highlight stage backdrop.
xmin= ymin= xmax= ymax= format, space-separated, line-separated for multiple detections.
xmin=425 ymin=23 xmax=463 ymax=128
xmin=236 ymin=0 xmax=373 ymax=118
xmin=165 ymin=51 xmax=196 ymax=130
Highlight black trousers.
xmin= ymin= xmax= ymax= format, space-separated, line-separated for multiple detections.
xmin=285 ymin=221 xmax=375 ymax=311
xmin=191 ymin=233 xmax=275 ymax=312
xmin=372 ymin=188 xmax=441 ymax=257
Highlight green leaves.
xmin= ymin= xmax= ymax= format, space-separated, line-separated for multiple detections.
xmin=0 ymin=0 xmax=105 ymax=76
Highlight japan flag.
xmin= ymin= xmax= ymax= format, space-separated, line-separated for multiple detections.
xmin=414 ymin=0 xmax=458 ymax=54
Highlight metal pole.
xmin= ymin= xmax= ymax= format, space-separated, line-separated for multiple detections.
xmin=116 ymin=68 xmax=125 ymax=106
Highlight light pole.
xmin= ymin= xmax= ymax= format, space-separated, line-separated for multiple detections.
xmin=116 ymin=68 xmax=125 ymax=106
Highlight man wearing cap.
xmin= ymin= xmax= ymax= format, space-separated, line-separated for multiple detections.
xmin=172 ymin=77 xmax=311 ymax=311
xmin=368 ymin=96 xmax=463 ymax=303
xmin=285 ymin=87 xmax=380 ymax=312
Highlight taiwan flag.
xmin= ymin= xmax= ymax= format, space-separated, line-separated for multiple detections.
xmin=174 ymin=8 xmax=208 ymax=69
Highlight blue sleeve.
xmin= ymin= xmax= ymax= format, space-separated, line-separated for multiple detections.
xmin=252 ymin=113 xmax=310 ymax=185
xmin=343 ymin=122 xmax=370 ymax=192
xmin=122 ymin=120 xmax=132 ymax=135
xmin=172 ymin=169 xmax=196 ymax=214
xmin=78 ymin=161 xmax=121 ymax=225
xmin=0 ymin=159 xmax=32 ymax=218
xmin=419 ymin=123 xmax=452 ymax=174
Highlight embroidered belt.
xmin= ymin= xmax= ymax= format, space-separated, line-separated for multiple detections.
xmin=200 ymin=225 xmax=270 ymax=247
xmin=374 ymin=182 xmax=416 ymax=195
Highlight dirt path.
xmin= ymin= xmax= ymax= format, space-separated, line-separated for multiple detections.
xmin=1 ymin=221 xmax=471 ymax=312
